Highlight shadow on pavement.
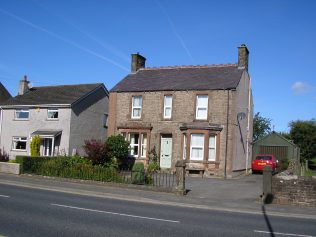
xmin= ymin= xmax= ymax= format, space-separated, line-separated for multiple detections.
xmin=262 ymin=204 xmax=275 ymax=237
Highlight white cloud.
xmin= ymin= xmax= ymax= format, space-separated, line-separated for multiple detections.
xmin=291 ymin=81 xmax=311 ymax=95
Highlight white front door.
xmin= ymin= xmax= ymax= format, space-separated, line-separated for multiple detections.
xmin=160 ymin=137 xmax=172 ymax=168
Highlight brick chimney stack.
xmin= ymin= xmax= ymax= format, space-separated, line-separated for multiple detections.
xmin=131 ymin=53 xmax=146 ymax=73
xmin=18 ymin=75 xmax=30 ymax=95
xmin=238 ymin=44 xmax=249 ymax=71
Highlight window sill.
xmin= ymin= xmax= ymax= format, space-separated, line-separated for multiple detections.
xmin=13 ymin=119 xmax=29 ymax=121
xmin=11 ymin=149 xmax=27 ymax=152
xmin=46 ymin=119 xmax=59 ymax=121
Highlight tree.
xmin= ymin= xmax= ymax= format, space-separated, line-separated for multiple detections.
xmin=253 ymin=112 xmax=271 ymax=141
xmin=289 ymin=119 xmax=316 ymax=161
xmin=30 ymin=136 xmax=41 ymax=156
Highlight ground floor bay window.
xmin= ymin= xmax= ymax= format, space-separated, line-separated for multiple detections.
xmin=182 ymin=130 xmax=219 ymax=163
xmin=120 ymin=129 xmax=150 ymax=159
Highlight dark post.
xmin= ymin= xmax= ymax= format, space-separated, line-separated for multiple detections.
xmin=175 ymin=160 xmax=186 ymax=195
xmin=262 ymin=165 xmax=273 ymax=204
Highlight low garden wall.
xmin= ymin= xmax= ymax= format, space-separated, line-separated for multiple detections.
xmin=0 ymin=162 xmax=20 ymax=175
xmin=272 ymin=175 xmax=316 ymax=207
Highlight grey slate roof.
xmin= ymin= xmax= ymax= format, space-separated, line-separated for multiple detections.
xmin=0 ymin=82 xmax=12 ymax=103
xmin=1 ymin=83 xmax=105 ymax=106
xmin=111 ymin=64 xmax=244 ymax=92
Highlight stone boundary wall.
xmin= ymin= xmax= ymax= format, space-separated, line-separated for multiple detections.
xmin=272 ymin=175 xmax=316 ymax=207
xmin=0 ymin=162 xmax=20 ymax=175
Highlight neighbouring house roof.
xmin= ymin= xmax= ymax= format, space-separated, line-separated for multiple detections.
xmin=1 ymin=83 xmax=106 ymax=107
xmin=0 ymin=82 xmax=12 ymax=103
xmin=111 ymin=64 xmax=244 ymax=92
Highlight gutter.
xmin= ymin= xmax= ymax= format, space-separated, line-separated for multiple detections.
xmin=245 ymin=76 xmax=252 ymax=174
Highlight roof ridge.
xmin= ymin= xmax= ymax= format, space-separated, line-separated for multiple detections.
xmin=32 ymin=83 xmax=102 ymax=89
xmin=140 ymin=63 xmax=237 ymax=70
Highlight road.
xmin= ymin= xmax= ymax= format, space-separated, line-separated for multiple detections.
xmin=0 ymin=183 xmax=315 ymax=237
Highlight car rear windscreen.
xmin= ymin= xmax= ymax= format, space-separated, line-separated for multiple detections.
xmin=256 ymin=156 xmax=272 ymax=160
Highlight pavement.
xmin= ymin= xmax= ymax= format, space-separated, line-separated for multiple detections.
xmin=0 ymin=172 xmax=315 ymax=220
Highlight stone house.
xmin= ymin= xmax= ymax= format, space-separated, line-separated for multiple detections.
xmin=0 ymin=76 xmax=109 ymax=158
xmin=108 ymin=44 xmax=253 ymax=177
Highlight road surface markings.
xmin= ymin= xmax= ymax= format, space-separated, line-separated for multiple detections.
xmin=254 ymin=230 xmax=313 ymax=237
xmin=51 ymin=203 xmax=180 ymax=223
xmin=0 ymin=194 xmax=10 ymax=198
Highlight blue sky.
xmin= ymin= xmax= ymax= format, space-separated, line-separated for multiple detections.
xmin=0 ymin=0 xmax=315 ymax=132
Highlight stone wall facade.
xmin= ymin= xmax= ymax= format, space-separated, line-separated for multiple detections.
xmin=272 ymin=176 xmax=316 ymax=207
xmin=108 ymin=82 xmax=252 ymax=177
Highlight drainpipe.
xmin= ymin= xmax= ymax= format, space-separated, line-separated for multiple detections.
xmin=224 ymin=90 xmax=230 ymax=179
xmin=245 ymin=76 xmax=252 ymax=174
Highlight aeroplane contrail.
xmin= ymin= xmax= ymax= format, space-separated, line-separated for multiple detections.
xmin=0 ymin=8 xmax=129 ymax=72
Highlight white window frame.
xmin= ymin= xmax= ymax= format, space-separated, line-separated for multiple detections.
xmin=47 ymin=108 xmax=59 ymax=120
xmin=131 ymin=96 xmax=142 ymax=119
xmin=163 ymin=95 xmax=172 ymax=119
xmin=208 ymin=135 xmax=217 ymax=161
xmin=141 ymin=133 xmax=147 ymax=158
xmin=15 ymin=109 xmax=29 ymax=120
xmin=183 ymin=134 xmax=187 ymax=160
xmin=196 ymin=95 xmax=208 ymax=120
xmin=12 ymin=137 xmax=27 ymax=151
xmin=190 ymin=134 xmax=204 ymax=161
xmin=129 ymin=133 xmax=140 ymax=157
xmin=103 ymin=114 xmax=108 ymax=127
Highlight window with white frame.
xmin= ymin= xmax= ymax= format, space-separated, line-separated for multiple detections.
xmin=196 ymin=95 xmax=208 ymax=120
xmin=47 ymin=108 xmax=59 ymax=119
xmin=129 ymin=133 xmax=140 ymax=157
xmin=15 ymin=109 xmax=29 ymax=119
xmin=141 ymin=134 xmax=147 ymax=157
xmin=163 ymin=95 xmax=172 ymax=119
xmin=183 ymin=134 xmax=187 ymax=160
xmin=132 ymin=96 xmax=142 ymax=119
xmin=12 ymin=137 xmax=27 ymax=150
xmin=208 ymin=135 xmax=216 ymax=161
xmin=190 ymin=134 xmax=204 ymax=161
xmin=123 ymin=132 xmax=148 ymax=158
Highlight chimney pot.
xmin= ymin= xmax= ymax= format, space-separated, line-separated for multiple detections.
xmin=238 ymin=44 xmax=249 ymax=71
xmin=131 ymin=53 xmax=146 ymax=73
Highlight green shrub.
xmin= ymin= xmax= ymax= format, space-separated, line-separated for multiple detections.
xmin=0 ymin=148 xmax=9 ymax=162
xmin=278 ymin=157 xmax=289 ymax=171
xmin=106 ymin=135 xmax=130 ymax=169
xmin=15 ymin=155 xmax=122 ymax=182
xmin=147 ymin=162 xmax=160 ymax=173
xmin=30 ymin=136 xmax=41 ymax=156
xmin=131 ymin=162 xmax=145 ymax=184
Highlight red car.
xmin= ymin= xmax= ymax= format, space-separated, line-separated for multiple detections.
xmin=252 ymin=154 xmax=278 ymax=173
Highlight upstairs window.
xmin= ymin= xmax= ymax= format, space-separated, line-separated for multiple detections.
xmin=12 ymin=137 xmax=27 ymax=150
xmin=196 ymin=95 xmax=208 ymax=120
xmin=132 ymin=96 xmax=142 ymax=119
xmin=15 ymin=109 xmax=29 ymax=120
xmin=47 ymin=108 xmax=59 ymax=119
xmin=163 ymin=95 xmax=172 ymax=119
